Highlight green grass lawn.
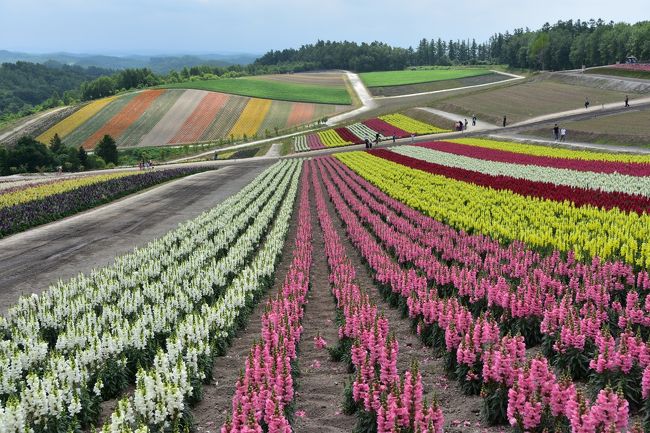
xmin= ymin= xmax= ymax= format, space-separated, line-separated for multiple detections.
xmin=360 ymin=68 xmax=493 ymax=87
xmin=161 ymin=78 xmax=352 ymax=105
xmin=585 ymin=67 xmax=650 ymax=80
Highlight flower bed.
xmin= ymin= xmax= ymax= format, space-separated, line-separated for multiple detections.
xmin=320 ymin=154 xmax=650 ymax=432
xmin=0 ymin=168 xmax=213 ymax=238
xmin=337 ymin=151 xmax=650 ymax=267
xmin=417 ymin=140 xmax=650 ymax=176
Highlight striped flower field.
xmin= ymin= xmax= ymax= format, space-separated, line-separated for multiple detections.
xmin=293 ymin=113 xmax=451 ymax=152
xmin=38 ymin=89 xmax=347 ymax=149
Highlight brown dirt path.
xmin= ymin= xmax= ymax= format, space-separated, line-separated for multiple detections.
xmin=190 ymin=174 xmax=303 ymax=433
xmin=291 ymin=183 xmax=356 ymax=433
xmin=315 ymin=159 xmax=502 ymax=433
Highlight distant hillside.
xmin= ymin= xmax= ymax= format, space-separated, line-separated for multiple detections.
xmin=0 ymin=51 xmax=259 ymax=74
xmin=0 ymin=62 xmax=113 ymax=117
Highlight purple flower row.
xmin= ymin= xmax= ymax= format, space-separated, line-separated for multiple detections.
xmin=0 ymin=167 xmax=211 ymax=238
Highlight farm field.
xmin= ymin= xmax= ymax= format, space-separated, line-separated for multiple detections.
xmin=162 ymin=75 xmax=352 ymax=105
xmin=37 ymin=88 xmax=347 ymax=149
xmin=434 ymin=78 xmax=632 ymax=124
xmin=3 ymin=136 xmax=650 ymax=433
xmin=521 ymin=107 xmax=650 ymax=147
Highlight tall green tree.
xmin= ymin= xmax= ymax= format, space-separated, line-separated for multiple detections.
xmin=95 ymin=135 xmax=118 ymax=165
xmin=7 ymin=137 xmax=55 ymax=172
xmin=49 ymin=133 xmax=64 ymax=154
xmin=78 ymin=146 xmax=88 ymax=168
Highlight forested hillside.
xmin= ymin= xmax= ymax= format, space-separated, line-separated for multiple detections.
xmin=0 ymin=62 xmax=112 ymax=116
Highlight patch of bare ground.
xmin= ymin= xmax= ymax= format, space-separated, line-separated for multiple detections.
xmin=190 ymin=184 xmax=303 ymax=433
xmin=291 ymin=186 xmax=356 ymax=433
xmin=314 ymin=161 xmax=503 ymax=433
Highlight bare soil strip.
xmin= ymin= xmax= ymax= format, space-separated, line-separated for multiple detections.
xmin=291 ymin=185 xmax=356 ymax=433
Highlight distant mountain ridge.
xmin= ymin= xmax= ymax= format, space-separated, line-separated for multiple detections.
xmin=0 ymin=50 xmax=259 ymax=73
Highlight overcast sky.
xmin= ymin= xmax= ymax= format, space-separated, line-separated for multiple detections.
xmin=0 ymin=0 xmax=646 ymax=55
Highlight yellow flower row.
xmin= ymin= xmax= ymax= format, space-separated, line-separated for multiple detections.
xmin=318 ymin=129 xmax=352 ymax=147
xmin=450 ymin=138 xmax=650 ymax=164
xmin=0 ymin=171 xmax=139 ymax=209
xmin=335 ymin=151 xmax=650 ymax=268
xmin=379 ymin=113 xmax=450 ymax=135
xmin=37 ymin=96 xmax=120 ymax=145
xmin=227 ymin=98 xmax=272 ymax=139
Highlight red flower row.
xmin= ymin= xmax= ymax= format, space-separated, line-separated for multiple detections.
xmin=335 ymin=127 xmax=363 ymax=144
xmin=363 ymin=118 xmax=409 ymax=138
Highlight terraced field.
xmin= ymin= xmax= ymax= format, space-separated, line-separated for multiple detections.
xmin=37 ymin=86 xmax=349 ymax=149
xmin=435 ymin=78 xmax=632 ymax=124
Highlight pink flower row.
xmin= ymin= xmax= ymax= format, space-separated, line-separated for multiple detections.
xmin=221 ymin=165 xmax=313 ymax=433
xmin=309 ymin=159 xmax=444 ymax=433
xmin=316 ymin=156 xmax=644 ymax=431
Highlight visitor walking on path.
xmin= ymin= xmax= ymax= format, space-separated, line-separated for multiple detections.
xmin=464 ymin=119 xmax=468 ymax=130
xmin=560 ymin=128 xmax=567 ymax=142
xmin=625 ymin=95 xmax=630 ymax=107
xmin=503 ymin=116 xmax=507 ymax=127
xmin=472 ymin=115 xmax=477 ymax=127
xmin=553 ymin=124 xmax=559 ymax=141
xmin=585 ymin=97 xmax=590 ymax=109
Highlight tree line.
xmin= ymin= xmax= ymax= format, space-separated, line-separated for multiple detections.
xmin=0 ymin=134 xmax=118 ymax=176
xmin=255 ymin=19 xmax=650 ymax=71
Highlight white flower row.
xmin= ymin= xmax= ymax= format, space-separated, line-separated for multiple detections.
xmin=347 ymin=122 xmax=386 ymax=141
xmin=0 ymin=160 xmax=301 ymax=433
xmin=105 ymin=160 xmax=302 ymax=432
xmin=392 ymin=145 xmax=650 ymax=197
xmin=293 ymin=135 xmax=309 ymax=152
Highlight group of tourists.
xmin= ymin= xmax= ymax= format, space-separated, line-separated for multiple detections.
xmin=455 ymin=115 xmax=478 ymax=131
xmin=553 ymin=124 xmax=568 ymax=142
xmin=139 ymin=160 xmax=155 ymax=170
xmin=364 ymin=133 xmax=382 ymax=149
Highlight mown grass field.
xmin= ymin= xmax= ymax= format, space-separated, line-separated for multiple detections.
xmin=360 ymin=68 xmax=493 ymax=87
xmin=521 ymin=108 xmax=650 ymax=147
xmin=162 ymin=77 xmax=352 ymax=105
xmin=434 ymin=78 xmax=630 ymax=124
xmin=367 ymin=73 xmax=509 ymax=97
